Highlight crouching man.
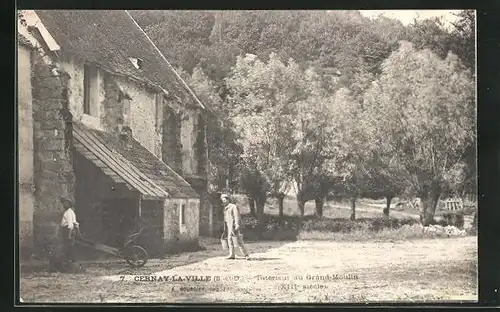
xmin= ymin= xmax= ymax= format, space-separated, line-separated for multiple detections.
xmin=221 ymin=193 xmax=250 ymax=260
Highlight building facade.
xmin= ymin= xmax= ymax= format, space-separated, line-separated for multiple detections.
xmin=17 ymin=10 xmax=215 ymax=260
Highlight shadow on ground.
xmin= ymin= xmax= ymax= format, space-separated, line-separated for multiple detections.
xmin=246 ymin=257 xmax=281 ymax=261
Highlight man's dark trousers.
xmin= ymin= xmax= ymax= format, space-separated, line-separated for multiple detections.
xmin=60 ymin=227 xmax=75 ymax=263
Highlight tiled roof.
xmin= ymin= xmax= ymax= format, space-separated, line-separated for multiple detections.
xmin=34 ymin=10 xmax=204 ymax=109
xmin=73 ymin=122 xmax=199 ymax=199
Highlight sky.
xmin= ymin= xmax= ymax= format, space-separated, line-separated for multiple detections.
xmin=358 ymin=10 xmax=464 ymax=27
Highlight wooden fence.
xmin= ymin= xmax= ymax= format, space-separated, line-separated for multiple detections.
xmin=444 ymin=198 xmax=464 ymax=211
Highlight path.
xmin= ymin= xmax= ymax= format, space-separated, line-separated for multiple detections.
xmin=20 ymin=236 xmax=477 ymax=303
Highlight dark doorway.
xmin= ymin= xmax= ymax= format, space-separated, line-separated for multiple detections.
xmin=140 ymin=199 xmax=164 ymax=256
xmin=100 ymin=198 xmax=137 ymax=248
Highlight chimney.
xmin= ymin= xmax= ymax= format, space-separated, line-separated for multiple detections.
xmin=119 ymin=126 xmax=133 ymax=150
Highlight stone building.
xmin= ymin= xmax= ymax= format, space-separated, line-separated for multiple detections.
xmin=17 ymin=10 xmax=215 ymax=260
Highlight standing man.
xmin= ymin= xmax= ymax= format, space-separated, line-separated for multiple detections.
xmin=60 ymin=197 xmax=79 ymax=264
xmin=221 ymin=193 xmax=250 ymax=260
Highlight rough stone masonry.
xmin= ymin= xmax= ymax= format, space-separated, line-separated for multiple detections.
xmin=31 ymin=49 xmax=75 ymax=260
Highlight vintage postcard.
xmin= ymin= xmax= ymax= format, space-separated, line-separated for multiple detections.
xmin=17 ymin=9 xmax=477 ymax=304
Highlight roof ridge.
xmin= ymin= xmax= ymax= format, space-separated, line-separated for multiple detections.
xmin=33 ymin=10 xmax=204 ymax=112
xmin=124 ymin=10 xmax=205 ymax=110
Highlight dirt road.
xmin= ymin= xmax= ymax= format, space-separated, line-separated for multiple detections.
xmin=20 ymin=236 xmax=477 ymax=303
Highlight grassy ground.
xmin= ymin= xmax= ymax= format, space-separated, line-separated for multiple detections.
xmin=234 ymin=195 xmax=474 ymax=226
xmin=20 ymin=236 xmax=477 ymax=303
xmin=297 ymin=224 xmax=462 ymax=241
xmin=234 ymin=195 xmax=386 ymax=219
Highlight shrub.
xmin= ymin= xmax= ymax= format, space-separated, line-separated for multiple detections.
xmin=441 ymin=212 xmax=465 ymax=229
xmin=240 ymin=214 xmax=301 ymax=241
xmin=241 ymin=216 xmax=260 ymax=230
xmin=400 ymin=217 xmax=420 ymax=226
xmin=300 ymin=217 xmax=420 ymax=233
xmin=298 ymin=223 xmax=439 ymax=241
xmin=301 ymin=218 xmax=365 ymax=233
xmin=239 ymin=212 xmax=451 ymax=242
xmin=461 ymin=204 xmax=477 ymax=215
xmin=467 ymin=211 xmax=477 ymax=235
xmin=368 ymin=217 xmax=399 ymax=231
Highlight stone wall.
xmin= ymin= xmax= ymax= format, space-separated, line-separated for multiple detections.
xmin=195 ymin=111 xmax=208 ymax=175
xmin=114 ymin=76 xmax=162 ymax=158
xmin=163 ymin=198 xmax=180 ymax=251
xmin=59 ymin=57 xmax=104 ymax=131
xmin=18 ymin=44 xmax=35 ymax=260
xmin=162 ymin=105 xmax=183 ymax=174
xmin=179 ymin=198 xmax=200 ymax=242
xmin=60 ymin=57 xmax=162 ymax=157
xmin=180 ymin=112 xmax=196 ymax=175
xmin=31 ymin=50 xmax=75 ymax=259
xmin=198 ymin=190 xmax=213 ymax=237
xmin=163 ymin=198 xmax=199 ymax=253
xmin=101 ymin=73 xmax=126 ymax=135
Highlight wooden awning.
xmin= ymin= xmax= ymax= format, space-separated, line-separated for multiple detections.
xmin=73 ymin=122 xmax=168 ymax=200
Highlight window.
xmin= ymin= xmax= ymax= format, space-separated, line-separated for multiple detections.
xmin=83 ymin=64 xmax=99 ymax=116
xmin=128 ymin=57 xmax=144 ymax=70
xmin=196 ymin=113 xmax=206 ymax=174
xmin=83 ymin=64 xmax=91 ymax=114
xmin=155 ymin=93 xmax=163 ymax=133
xmin=122 ymin=98 xmax=130 ymax=126
xmin=180 ymin=204 xmax=186 ymax=225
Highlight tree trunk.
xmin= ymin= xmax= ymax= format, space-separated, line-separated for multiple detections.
xmin=420 ymin=196 xmax=440 ymax=226
xmin=383 ymin=195 xmax=393 ymax=218
xmin=248 ymin=197 xmax=256 ymax=216
xmin=277 ymin=194 xmax=285 ymax=217
xmin=297 ymin=199 xmax=306 ymax=217
xmin=419 ymin=186 xmax=441 ymax=226
xmin=256 ymin=195 xmax=266 ymax=215
xmin=314 ymin=197 xmax=324 ymax=217
xmin=350 ymin=197 xmax=356 ymax=221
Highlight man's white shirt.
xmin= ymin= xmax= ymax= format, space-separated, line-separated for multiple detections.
xmin=61 ymin=208 xmax=78 ymax=229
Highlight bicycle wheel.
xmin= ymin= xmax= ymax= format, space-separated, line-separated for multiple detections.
xmin=124 ymin=245 xmax=148 ymax=268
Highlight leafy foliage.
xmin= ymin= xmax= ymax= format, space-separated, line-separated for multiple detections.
xmin=130 ymin=10 xmax=476 ymax=222
xmin=226 ymin=53 xmax=305 ymax=203
xmin=363 ymin=41 xmax=475 ymax=224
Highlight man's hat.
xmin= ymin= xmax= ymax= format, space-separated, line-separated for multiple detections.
xmin=220 ymin=193 xmax=229 ymax=200
xmin=60 ymin=197 xmax=74 ymax=207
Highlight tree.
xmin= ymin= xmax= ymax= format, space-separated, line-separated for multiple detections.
xmin=449 ymin=10 xmax=475 ymax=71
xmin=226 ymin=52 xmax=346 ymax=217
xmin=286 ymin=74 xmax=345 ymax=217
xmin=226 ymin=53 xmax=301 ymax=216
xmin=360 ymin=153 xmax=406 ymax=217
xmin=130 ymin=10 xmax=215 ymax=73
xmin=239 ymin=165 xmax=269 ymax=216
xmin=363 ymin=41 xmax=475 ymax=225
xmin=320 ymin=87 xmax=377 ymax=220
xmin=406 ymin=16 xmax=453 ymax=60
